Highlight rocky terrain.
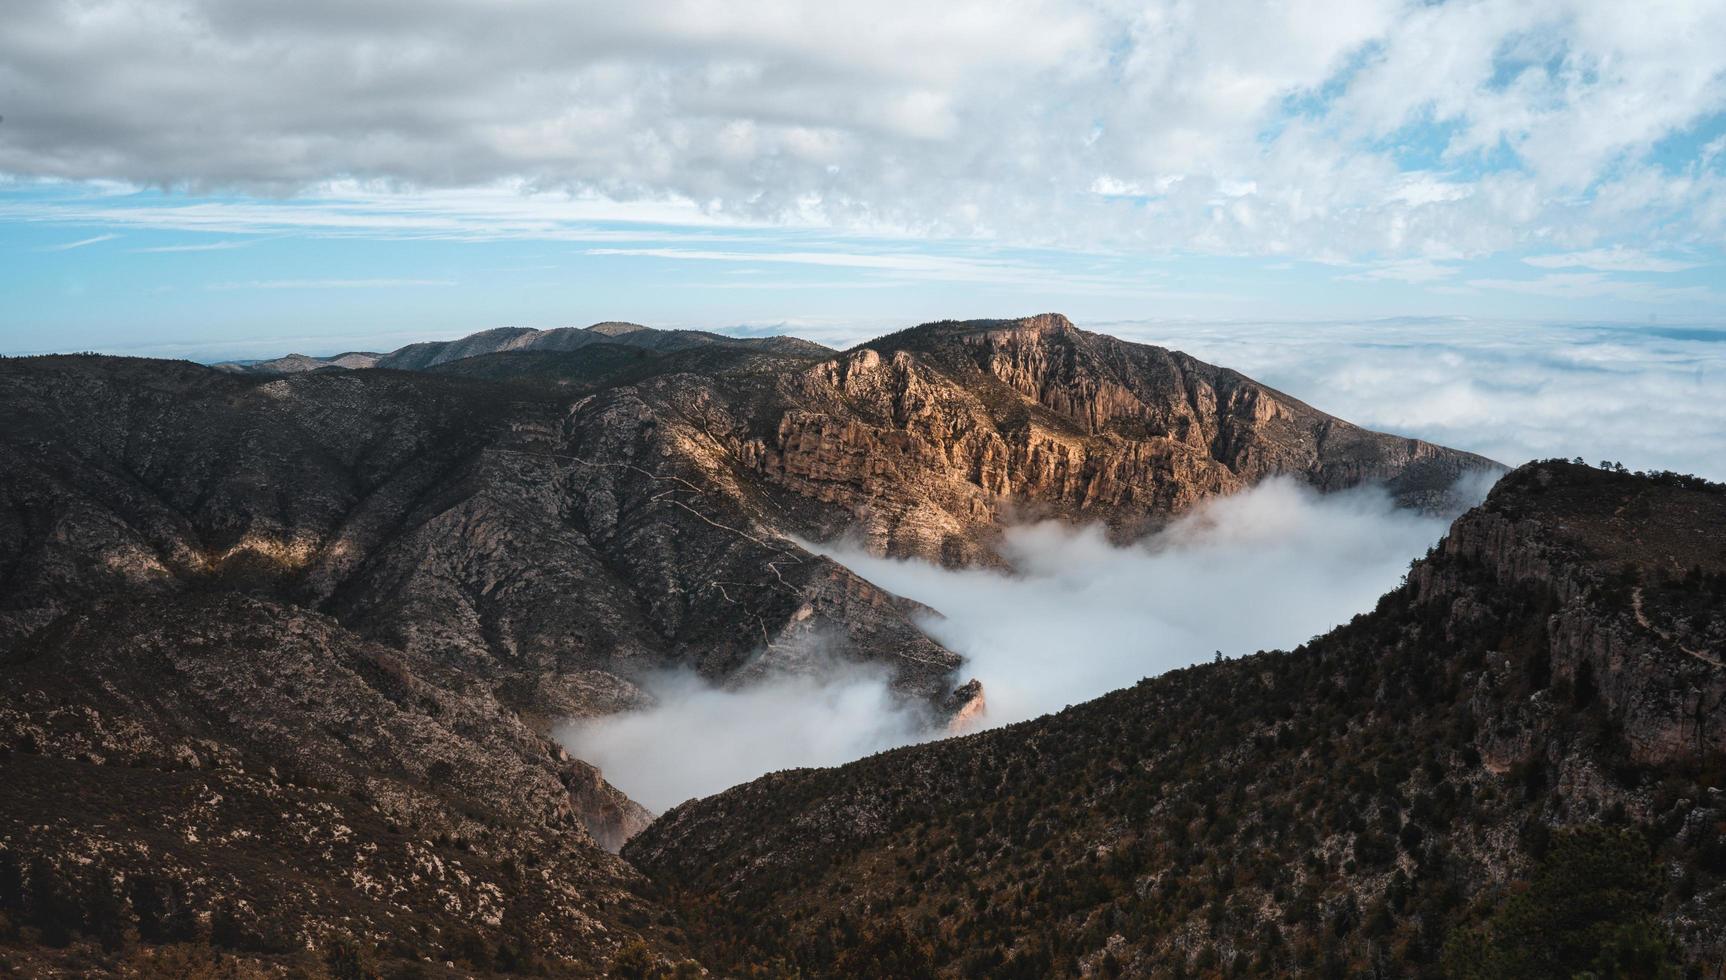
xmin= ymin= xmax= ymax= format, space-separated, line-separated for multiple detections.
xmin=629 ymin=461 xmax=1726 ymax=977
xmin=0 ymin=316 xmax=1487 ymax=708
xmin=0 ymin=314 xmax=1508 ymax=974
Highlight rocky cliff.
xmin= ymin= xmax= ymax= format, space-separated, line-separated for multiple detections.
xmin=740 ymin=314 xmax=1492 ymax=564
xmin=0 ymin=316 xmax=1490 ymax=708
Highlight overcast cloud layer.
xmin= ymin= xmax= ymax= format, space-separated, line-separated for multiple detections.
xmin=5 ymin=1 xmax=1725 ymax=257
xmin=560 ymin=477 xmax=1476 ymax=811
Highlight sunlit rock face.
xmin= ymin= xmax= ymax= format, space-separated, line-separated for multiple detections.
xmin=745 ymin=314 xmax=1495 ymax=566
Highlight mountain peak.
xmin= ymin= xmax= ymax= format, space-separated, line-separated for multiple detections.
xmin=585 ymin=321 xmax=652 ymax=336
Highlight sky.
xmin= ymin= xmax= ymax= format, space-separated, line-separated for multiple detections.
xmin=3 ymin=0 xmax=1726 ymax=361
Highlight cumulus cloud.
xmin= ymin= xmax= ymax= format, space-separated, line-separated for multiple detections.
xmin=559 ymin=477 xmax=1484 ymax=812
xmin=2 ymin=1 xmax=1724 ymax=256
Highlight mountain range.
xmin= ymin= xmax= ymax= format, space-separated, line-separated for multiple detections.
xmin=2 ymin=315 xmax=1718 ymax=976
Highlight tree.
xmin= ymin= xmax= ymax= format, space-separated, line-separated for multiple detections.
xmin=1443 ymin=827 xmax=1677 ymax=979
xmin=833 ymin=917 xmax=938 ymax=979
xmin=608 ymin=939 xmax=657 ymax=979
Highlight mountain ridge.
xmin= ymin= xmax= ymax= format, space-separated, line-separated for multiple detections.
xmin=627 ymin=460 xmax=1726 ymax=976
xmin=0 ymin=313 xmax=1523 ymax=975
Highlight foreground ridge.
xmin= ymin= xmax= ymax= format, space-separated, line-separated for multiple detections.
xmin=628 ymin=460 xmax=1726 ymax=977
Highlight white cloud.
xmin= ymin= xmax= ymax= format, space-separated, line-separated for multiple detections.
xmin=1467 ymin=272 xmax=1715 ymax=302
xmin=818 ymin=479 xmax=1474 ymax=728
xmin=1092 ymin=317 xmax=1726 ymax=481
xmin=1523 ymin=246 xmax=1705 ymax=273
xmin=556 ymin=665 xmax=929 ymax=813
xmin=0 ymin=1 xmax=1722 ymax=258
xmin=1340 ymin=258 xmax=1459 ymax=284
xmin=38 ymin=232 xmax=120 ymax=251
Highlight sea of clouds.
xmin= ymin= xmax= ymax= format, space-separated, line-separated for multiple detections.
xmin=560 ymin=475 xmax=1490 ymax=812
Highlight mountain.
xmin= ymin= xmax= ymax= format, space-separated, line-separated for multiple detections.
xmin=0 ymin=314 xmax=1505 ymax=974
xmin=206 ymin=321 xmax=826 ymax=377
xmin=628 ymin=460 xmax=1726 ymax=977
xmin=2 ymin=593 xmax=686 ymax=973
xmin=0 ymin=316 xmax=1489 ymax=705
xmin=212 ymin=351 xmax=382 ymax=374
xmin=758 ymin=314 xmax=1490 ymax=563
xmin=372 ymin=321 xmax=827 ymax=372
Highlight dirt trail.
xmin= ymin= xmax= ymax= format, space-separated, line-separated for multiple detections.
xmin=1632 ymin=587 xmax=1721 ymax=667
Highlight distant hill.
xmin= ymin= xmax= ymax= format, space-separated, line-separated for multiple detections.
xmin=211 ymin=350 xmax=382 ymax=374
xmin=207 ymin=320 xmax=826 ymax=376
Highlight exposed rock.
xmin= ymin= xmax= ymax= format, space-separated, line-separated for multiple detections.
xmin=741 ymin=314 xmax=1497 ymax=564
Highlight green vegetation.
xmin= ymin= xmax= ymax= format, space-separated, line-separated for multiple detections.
xmin=1445 ymin=828 xmax=1676 ymax=979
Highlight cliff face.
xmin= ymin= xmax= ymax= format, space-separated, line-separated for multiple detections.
xmin=628 ymin=462 xmax=1726 ymax=976
xmin=1417 ymin=464 xmax=1726 ymax=772
xmin=741 ymin=314 xmax=1494 ymax=564
xmin=0 ymin=352 xmax=962 ymax=715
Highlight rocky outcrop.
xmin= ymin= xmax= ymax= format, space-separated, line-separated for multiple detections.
xmin=737 ymin=314 xmax=1497 ymax=564
xmin=1416 ymin=463 xmax=1726 ymax=771
xmin=0 ymin=354 xmax=960 ymax=715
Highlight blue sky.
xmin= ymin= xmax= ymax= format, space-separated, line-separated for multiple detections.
xmin=4 ymin=180 xmax=1722 ymax=359
xmin=3 ymin=1 xmax=1725 ymax=358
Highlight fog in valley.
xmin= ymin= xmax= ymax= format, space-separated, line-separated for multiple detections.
xmin=560 ymin=474 xmax=1496 ymax=812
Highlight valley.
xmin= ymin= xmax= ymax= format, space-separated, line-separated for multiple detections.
xmin=2 ymin=317 xmax=1720 ymax=977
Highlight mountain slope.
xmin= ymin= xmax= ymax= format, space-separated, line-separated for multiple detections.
xmin=0 ymin=352 xmax=962 ymax=719
xmin=627 ymin=461 xmax=1726 ymax=976
xmin=0 ymin=592 xmax=693 ymax=976
xmin=213 ymin=351 xmax=382 ymax=374
xmin=0 ymin=315 xmax=1506 ymax=972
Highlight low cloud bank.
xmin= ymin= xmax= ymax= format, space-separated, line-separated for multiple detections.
xmin=818 ymin=477 xmax=1481 ymax=728
xmin=1093 ymin=318 xmax=1726 ymax=482
xmin=556 ymin=666 xmax=930 ymax=814
xmin=560 ymin=475 xmax=1493 ymax=812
